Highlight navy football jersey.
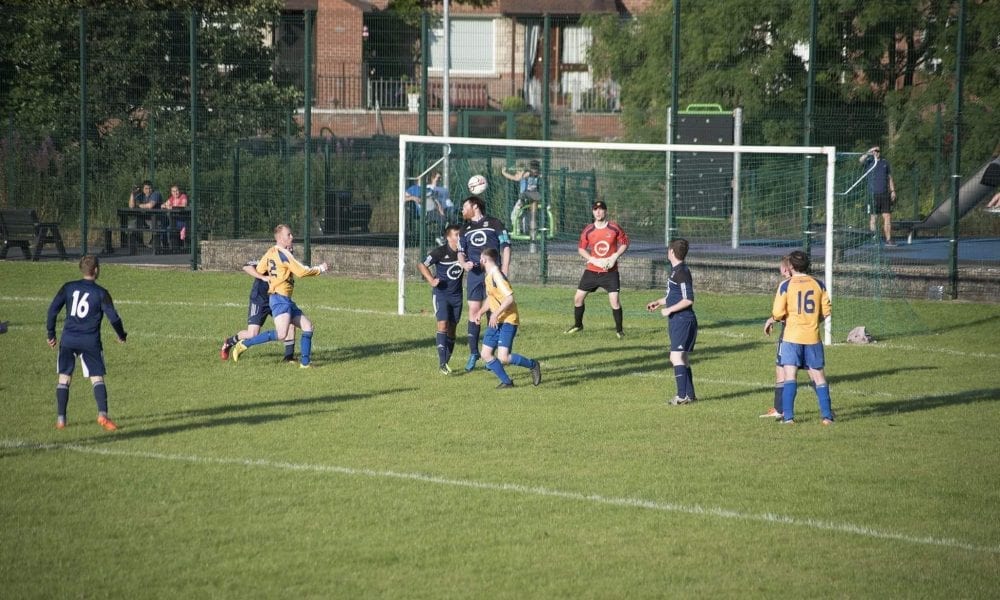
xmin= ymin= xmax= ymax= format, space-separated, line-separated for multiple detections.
xmin=459 ymin=216 xmax=510 ymax=266
xmin=245 ymin=260 xmax=269 ymax=304
xmin=47 ymin=279 xmax=124 ymax=349
xmin=423 ymin=243 xmax=464 ymax=295
xmin=665 ymin=262 xmax=695 ymax=318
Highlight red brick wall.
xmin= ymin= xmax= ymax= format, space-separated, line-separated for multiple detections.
xmin=315 ymin=0 xmax=364 ymax=107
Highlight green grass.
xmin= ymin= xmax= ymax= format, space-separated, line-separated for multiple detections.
xmin=1 ymin=261 xmax=998 ymax=599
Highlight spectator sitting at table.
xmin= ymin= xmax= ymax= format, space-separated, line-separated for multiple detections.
xmin=126 ymin=180 xmax=163 ymax=248
xmin=128 ymin=180 xmax=162 ymax=209
xmin=162 ymin=184 xmax=189 ymax=244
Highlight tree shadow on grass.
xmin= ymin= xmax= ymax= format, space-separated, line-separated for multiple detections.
xmin=844 ymin=387 xmax=1000 ymax=420
xmin=85 ymin=387 xmax=417 ymax=444
xmin=917 ymin=314 xmax=1000 ymax=337
xmin=538 ymin=341 xmax=762 ymax=388
xmin=143 ymin=388 xmax=414 ymax=421
xmin=319 ymin=338 xmax=430 ymax=362
xmin=702 ymin=366 xmax=931 ymax=403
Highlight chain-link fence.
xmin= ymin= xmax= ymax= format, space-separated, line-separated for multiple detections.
xmin=1 ymin=3 xmax=996 ymax=300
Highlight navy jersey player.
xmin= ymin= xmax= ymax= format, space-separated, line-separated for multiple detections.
xmin=417 ymin=224 xmax=464 ymax=374
xmin=457 ymin=195 xmax=511 ymax=372
xmin=220 ymin=259 xmax=296 ymax=362
xmin=646 ymin=239 xmax=698 ymax=405
xmin=46 ymin=256 xmax=127 ymax=431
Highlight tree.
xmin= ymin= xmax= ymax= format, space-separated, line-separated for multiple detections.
xmin=586 ymin=1 xmax=995 ymax=161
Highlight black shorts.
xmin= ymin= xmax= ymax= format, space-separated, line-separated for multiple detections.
xmin=668 ymin=315 xmax=698 ymax=352
xmin=247 ymin=297 xmax=272 ymax=327
xmin=870 ymin=192 xmax=893 ymax=214
xmin=57 ymin=345 xmax=106 ymax=377
xmin=577 ymin=269 xmax=621 ymax=294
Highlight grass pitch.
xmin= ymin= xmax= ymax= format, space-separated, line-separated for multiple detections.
xmin=1 ymin=261 xmax=998 ymax=598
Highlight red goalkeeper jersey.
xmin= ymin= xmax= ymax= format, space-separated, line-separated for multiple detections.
xmin=579 ymin=221 xmax=629 ymax=273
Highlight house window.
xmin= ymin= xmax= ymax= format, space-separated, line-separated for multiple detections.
xmin=429 ymin=18 xmax=495 ymax=74
xmin=561 ymin=25 xmax=593 ymax=109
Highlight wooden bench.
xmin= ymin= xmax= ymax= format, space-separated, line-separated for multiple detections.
xmin=0 ymin=208 xmax=67 ymax=260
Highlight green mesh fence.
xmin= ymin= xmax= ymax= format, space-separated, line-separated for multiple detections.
xmin=1 ymin=3 xmax=996 ymax=308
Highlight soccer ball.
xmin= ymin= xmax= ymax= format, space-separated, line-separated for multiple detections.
xmin=467 ymin=174 xmax=488 ymax=195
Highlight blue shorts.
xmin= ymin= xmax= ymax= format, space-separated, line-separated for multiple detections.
xmin=668 ymin=316 xmax=698 ymax=352
xmin=466 ymin=267 xmax=486 ymax=302
xmin=269 ymin=294 xmax=302 ymax=319
xmin=775 ymin=341 xmax=805 ymax=368
xmin=57 ymin=345 xmax=106 ymax=377
xmin=778 ymin=341 xmax=825 ymax=370
xmin=482 ymin=322 xmax=518 ymax=350
xmin=247 ymin=297 xmax=272 ymax=327
xmin=433 ymin=291 xmax=463 ymax=323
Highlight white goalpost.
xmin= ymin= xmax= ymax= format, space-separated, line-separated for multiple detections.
xmin=398 ymin=134 xmax=837 ymax=345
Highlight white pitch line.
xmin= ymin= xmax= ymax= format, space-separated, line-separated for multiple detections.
xmin=2 ymin=438 xmax=997 ymax=556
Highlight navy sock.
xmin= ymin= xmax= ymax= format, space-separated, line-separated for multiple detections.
xmin=673 ymin=365 xmax=688 ymax=398
xmin=509 ymin=353 xmax=534 ymax=369
xmin=486 ymin=358 xmax=511 ymax=384
xmin=574 ymin=304 xmax=585 ymax=328
xmin=244 ymin=329 xmax=277 ymax=347
xmin=56 ymin=383 xmax=69 ymax=419
xmin=468 ymin=321 xmax=481 ymax=357
xmin=300 ymin=331 xmax=313 ymax=365
xmin=436 ymin=332 xmax=449 ymax=365
xmin=226 ymin=334 xmax=240 ymax=346
xmin=283 ymin=340 xmax=295 ymax=358
xmin=816 ymin=383 xmax=833 ymax=420
xmin=782 ymin=381 xmax=798 ymax=421
xmin=612 ymin=307 xmax=623 ymax=332
xmin=93 ymin=381 xmax=108 ymax=414
xmin=685 ymin=366 xmax=696 ymax=399
xmin=774 ymin=383 xmax=784 ymax=412
xmin=446 ymin=336 xmax=455 ymax=361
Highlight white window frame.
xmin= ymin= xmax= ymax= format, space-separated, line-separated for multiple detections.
xmin=428 ymin=17 xmax=496 ymax=75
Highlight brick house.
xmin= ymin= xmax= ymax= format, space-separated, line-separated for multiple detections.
xmin=279 ymin=0 xmax=653 ymax=139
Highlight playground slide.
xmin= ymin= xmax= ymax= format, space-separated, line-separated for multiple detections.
xmin=910 ymin=157 xmax=1000 ymax=232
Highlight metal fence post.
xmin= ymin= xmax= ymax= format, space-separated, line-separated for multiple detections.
xmin=948 ymin=0 xmax=966 ymax=299
xmin=303 ymin=9 xmax=313 ymax=264
xmin=79 ymin=9 xmax=89 ymax=256
xmin=189 ymin=10 xmax=199 ymax=270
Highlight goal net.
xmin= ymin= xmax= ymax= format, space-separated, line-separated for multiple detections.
xmin=397 ymin=134 xmax=920 ymax=343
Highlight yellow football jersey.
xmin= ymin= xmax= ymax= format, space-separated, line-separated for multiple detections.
xmin=485 ymin=268 xmax=520 ymax=326
xmin=771 ymin=274 xmax=831 ymax=344
xmin=255 ymin=245 xmax=322 ymax=298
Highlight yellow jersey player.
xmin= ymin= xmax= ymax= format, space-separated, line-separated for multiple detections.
xmin=770 ymin=250 xmax=834 ymax=424
xmin=470 ymin=248 xmax=541 ymax=388
xmin=231 ymin=224 xmax=327 ymax=367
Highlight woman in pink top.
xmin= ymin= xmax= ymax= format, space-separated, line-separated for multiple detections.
xmin=163 ymin=185 xmax=188 ymax=209
xmin=163 ymin=184 xmax=189 ymax=242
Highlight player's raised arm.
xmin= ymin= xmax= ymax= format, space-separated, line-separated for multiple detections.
xmin=280 ymin=249 xmax=326 ymax=278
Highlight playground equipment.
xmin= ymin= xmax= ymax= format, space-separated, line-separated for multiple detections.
xmin=896 ymin=157 xmax=1000 ymax=243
